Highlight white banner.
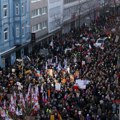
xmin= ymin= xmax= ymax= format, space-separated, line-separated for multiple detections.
xmin=76 ymin=79 xmax=90 ymax=89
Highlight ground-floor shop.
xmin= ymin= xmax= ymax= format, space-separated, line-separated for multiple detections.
xmin=0 ymin=44 xmax=32 ymax=68
xmin=0 ymin=33 xmax=53 ymax=68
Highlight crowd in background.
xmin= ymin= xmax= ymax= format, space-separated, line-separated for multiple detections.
xmin=0 ymin=15 xmax=120 ymax=120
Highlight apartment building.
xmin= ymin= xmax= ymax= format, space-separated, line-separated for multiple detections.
xmin=62 ymin=0 xmax=97 ymax=33
xmin=48 ymin=0 xmax=63 ymax=34
xmin=30 ymin=0 xmax=48 ymax=41
xmin=0 ymin=0 xmax=30 ymax=68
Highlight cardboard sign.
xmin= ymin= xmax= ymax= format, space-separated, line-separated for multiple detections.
xmin=55 ymin=83 xmax=61 ymax=91
xmin=12 ymin=69 xmax=15 ymax=73
xmin=25 ymin=70 xmax=32 ymax=74
xmin=47 ymin=69 xmax=53 ymax=77
xmin=76 ymin=79 xmax=90 ymax=89
xmin=70 ymin=75 xmax=74 ymax=82
xmin=82 ymin=61 xmax=85 ymax=66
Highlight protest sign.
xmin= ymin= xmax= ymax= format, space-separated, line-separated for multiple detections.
xmin=55 ymin=83 xmax=61 ymax=91
xmin=75 ymin=79 xmax=90 ymax=89
xmin=47 ymin=69 xmax=53 ymax=77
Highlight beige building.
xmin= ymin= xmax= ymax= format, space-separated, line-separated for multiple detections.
xmin=30 ymin=0 xmax=48 ymax=40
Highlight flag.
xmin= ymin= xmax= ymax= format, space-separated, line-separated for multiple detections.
xmin=31 ymin=87 xmax=35 ymax=103
xmin=19 ymin=93 xmax=25 ymax=108
xmin=10 ymin=95 xmax=14 ymax=105
xmin=50 ymin=40 xmax=54 ymax=49
xmin=13 ymin=91 xmax=17 ymax=106
xmin=57 ymin=63 xmax=61 ymax=71
xmin=40 ymin=85 xmax=43 ymax=93
xmin=9 ymin=95 xmax=16 ymax=113
xmin=45 ymin=62 xmax=48 ymax=70
xmin=89 ymin=44 xmax=91 ymax=49
xmin=25 ymin=93 xmax=30 ymax=102
xmin=55 ymin=56 xmax=58 ymax=63
xmin=82 ymin=61 xmax=85 ymax=66
xmin=33 ymin=102 xmax=39 ymax=112
xmin=16 ymin=107 xmax=19 ymax=116
xmin=27 ymin=56 xmax=31 ymax=62
xmin=42 ymin=92 xmax=48 ymax=103
xmin=3 ymin=100 xmax=6 ymax=110
xmin=25 ymin=84 xmax=31 ymax=102
xmin=35 ymin=85 xmax=39 ymax=96
xmin=28 ymin=84 xmax=32 ymax=94
xmin=16 ymin=108 xmax=23 ymax=116
xmin=9 ymin=104 xmax=15 ymax=113
xmin=67 ymin=66 xmax=70 ymax=73
xmin=33 ymin=93 xmax=38 ymax=103
xmin=64 ymin=59 xmax=67 ymax=66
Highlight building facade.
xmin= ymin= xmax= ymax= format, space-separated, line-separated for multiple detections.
xmin=30 ymin=0 xmax=48 ymax=41
xmin=62 ymin=0 xmax=97 ymax=33
xmin=30 ymin=0 xmax=100 ymax=44
xmin=0 ymin=0 xmax=30 ymax=68
xmin=48 ymin=0 xmax=63 ymax=33
xmin=30 ymin=0 xmax=103 ymax=43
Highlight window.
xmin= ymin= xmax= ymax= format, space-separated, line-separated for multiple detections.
xmin=32 ymin=21 xmax=47 ymax=32
xmin=32 ymin=24 xmax=39 ymax=32
xmin=32 ymin=21 xmax=47 ymax=33
xmin=49 ymin=6 xmax=60 ymax=18
xmin=39 ymin=23 xmax=42 ymax=30
xmin=64 ymin=0 xmax=77 ymax=4
xmin=39 ymin=8 xmax=42 ymax=15
xmin=32 ymin=9 xmax=39 ymax=17
xmin=22 ymin=24 xmax=25 ymax=36
xmin=16 ymin=25 xmax=19 ymax=37
xmin=50 ymin=0 xmax=59 ymax=3
xmin=42 ymin=7 xmax=47 ymax=14
xmin=31 ymin=0 xmax=41 ymax=3
xmin=42 ymin=21 xmax=47 ymax=29
xmin=3 ymin=5 xmax=8 ymax=17
xmin=31 ymin=7 xmax=47 ymax=18
xmin=22 ymin=3 xmax=24 ymax=15
xmin=4 ymin=28 xmax=8 ymax=41
xmin=15 ymin=3 xmax=19 ymax=15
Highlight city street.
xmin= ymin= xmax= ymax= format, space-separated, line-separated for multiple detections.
xmin=0 ymin=13 xmax=120 ymax=120
xmin=0 ymin=0 xmax=120 ymax=120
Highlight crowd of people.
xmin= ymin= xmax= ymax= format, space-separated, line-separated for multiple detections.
xmin=0 ymin=15 xmax=120 ymax=120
